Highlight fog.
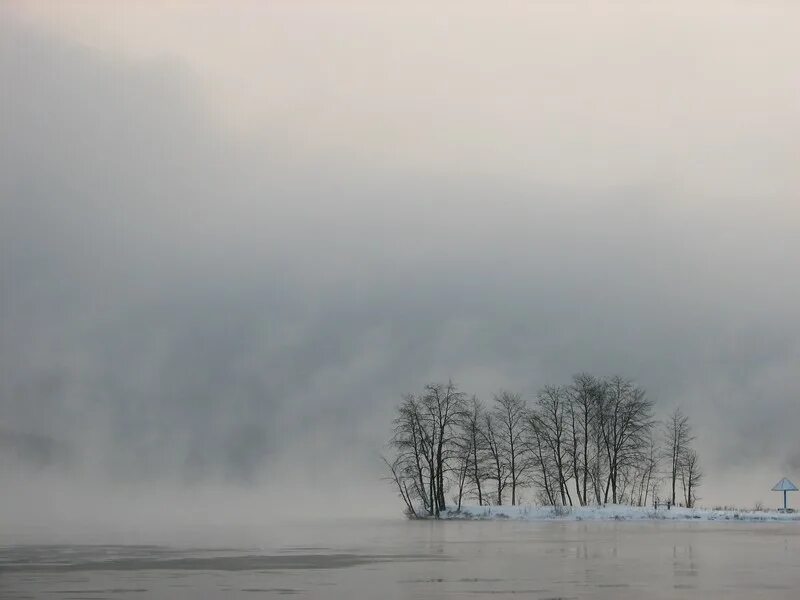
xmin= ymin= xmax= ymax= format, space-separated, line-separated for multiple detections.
xmin=2 ymin=2 xmax=799 ymax=539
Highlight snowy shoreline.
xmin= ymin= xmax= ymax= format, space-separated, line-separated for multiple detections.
xmin=432 ymin=504 xmax=800 ymax=523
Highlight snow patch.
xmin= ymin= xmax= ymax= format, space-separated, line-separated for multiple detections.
xmin=437 ymin=504 xmax=800 ymax=522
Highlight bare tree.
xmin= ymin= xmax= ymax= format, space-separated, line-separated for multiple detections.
xmin=382 ymin=454 xmax=418 ymax=518
xmin=598 ymin=377 xmax=654 ymax=504
xmin=450 ymin=428 xmax=470 ymax=511
xmin=482 ymin=411 xmax=509 ymax=505
xmin=419 ymin=381 xmax=468 ymax=515
xmin=663 ymin=407 xmax=694 ymax=506
xmin=385 ymin=374 xmax=700 ymax=515
xmin=463 ymin=396 xmax=487 ymax=505
xmin=636 ymin=431 xmax=660 ymax=507
xmin=681 ymin=449 xmax=702 ymax=508
xmin=526 ymin=410 xmax=557 ymax=505
xmin=493 ymin=391 xmax=530 ymax=505
xmin=388 ymin=382 xmax=466 ymax=518
xmin=390 ymin=394 xmax=432 ymax=515
xmin=589 ymin=382 xmax=608 ymax=504
xmin=451 ymin=396 xmax=488 ymax=510
xmin=567 ymin=374 xmax=599 ymax=506
xmin=535 ymin=386 xmax=572 ymax=506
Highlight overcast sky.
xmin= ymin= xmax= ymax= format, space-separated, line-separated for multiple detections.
xmin=2 ymin=1 xmax=799 ymax=536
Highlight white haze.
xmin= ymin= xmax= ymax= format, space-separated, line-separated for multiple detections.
xmin=1 ymin=2 xmax=799 ymax=539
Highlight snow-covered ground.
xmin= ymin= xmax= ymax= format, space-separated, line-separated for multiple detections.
xmin=437 ymin=504 xmax=800 ymax=522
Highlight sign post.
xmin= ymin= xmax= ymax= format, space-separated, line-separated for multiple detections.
xmin=771 ymin=478 xmax=798 ymax=511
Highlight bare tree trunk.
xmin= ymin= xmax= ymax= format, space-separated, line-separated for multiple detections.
xmin=536 ymin=386 xmax=571 ymax=505
xmin=472 ymin=441 xmax=483 ymax=506
xmin=527 ymin=413 xmax=556 ymax=505
xmin=383 ymin=455 xmax=418 ymax=518
xmin=664 ymin=407 xmax=693 ymax=507
xmin=482 ymin=412 xmax=506 ymax=506
xmin=464 ymin=396 xmax=486 ymax=506
xmin=568 ymin=396 xmax=583 ymax=506
xmin=493 ymin=391 xmax=529 ymax=506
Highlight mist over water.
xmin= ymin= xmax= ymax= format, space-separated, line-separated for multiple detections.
xmin=3 ymin=522 xmax=800 ymax=599
xmin=2 ymin=1 xmax=800 ymax=543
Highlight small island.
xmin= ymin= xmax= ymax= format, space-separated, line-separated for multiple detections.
xmin=440 ymin=504 xmax=800 ymax=522
xmin=384 ymin=375 xmax=793 ymax=521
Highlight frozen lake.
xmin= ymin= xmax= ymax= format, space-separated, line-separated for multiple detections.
xmin=2 ymin=519 xmax=800 ymax=599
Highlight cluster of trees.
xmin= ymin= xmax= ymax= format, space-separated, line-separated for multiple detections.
xmin=384 ymin=376 xmax=702 ymax=518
